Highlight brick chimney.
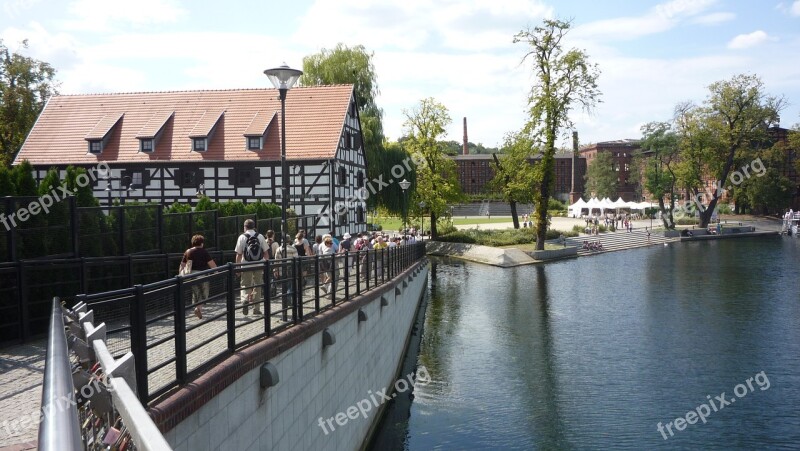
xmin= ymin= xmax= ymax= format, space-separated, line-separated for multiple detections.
xmin=462 ymin=117 xmax=468 ymax=155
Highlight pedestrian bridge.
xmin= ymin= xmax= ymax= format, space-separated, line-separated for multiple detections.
xmin=37 ymin=243 xmax=429 ymax=450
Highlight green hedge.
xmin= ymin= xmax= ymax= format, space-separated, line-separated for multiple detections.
xmin=437 ymin=227 xmax=577 ymax=246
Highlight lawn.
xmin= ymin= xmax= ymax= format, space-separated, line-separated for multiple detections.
xmin=373 ymin=216 xmax=514 ymax=231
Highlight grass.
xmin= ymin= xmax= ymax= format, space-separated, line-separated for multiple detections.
xmin=373 ymin=216 xmax=514 ymax=231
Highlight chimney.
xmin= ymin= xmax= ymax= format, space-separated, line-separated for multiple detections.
xmin=463 ymin=117 xmax=468 ymax=155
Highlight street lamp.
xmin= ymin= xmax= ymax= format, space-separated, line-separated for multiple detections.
xmin=418 ymin=201 xmax=426 ymax=238
xmin=399 ymin=178 xmax=411 ymax=231
xmin=264 ymin=63 xmax=303 ymax=257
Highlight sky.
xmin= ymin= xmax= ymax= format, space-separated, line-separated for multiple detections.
xmin=2 ymin=0 xmax=800 ymax=149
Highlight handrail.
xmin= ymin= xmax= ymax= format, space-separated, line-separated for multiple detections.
xmin=38 ymin=298 xmax=82 ymax=451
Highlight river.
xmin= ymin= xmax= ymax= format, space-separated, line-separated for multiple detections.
xmin=370 ymin=236 xmax=800 ymax=450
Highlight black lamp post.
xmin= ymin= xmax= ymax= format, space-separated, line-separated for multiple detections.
xmin=399 ymin=178 xmax=411 ymax=231
xmin=264 ymin=63 xmax=303 ymax=257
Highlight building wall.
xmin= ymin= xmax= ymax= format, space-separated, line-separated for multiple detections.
xmin=580 ymin=140 xmax=641 ymax=201
xmin=155 ymin=262 xmax=429 ymax=451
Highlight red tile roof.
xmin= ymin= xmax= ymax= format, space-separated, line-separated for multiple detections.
xmin=16 ymin=85 xmax=354 ymax=165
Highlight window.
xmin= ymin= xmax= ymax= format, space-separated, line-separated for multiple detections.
xmin=88 ymin=140 xmax=102 ymax=154
xmin=178 ymin=169 xmax=198 ymax=188
xmin=338 ymin=167 xmax=347 ymax=185
xmin=356 ymin=206 xmax=364 ymax=223
xmin=339 ymin=212 xmax=347 ymax=226
xmin=624 ymin=163 xmax=630 ymax=172
xmin=235 ymin=168 xmax=255 ymax=187
xmin=193 ymin=138 xmax=207 ymax=152
xmin=140 ymin=139 xmax=154 ymax=153
xmin=247 ymin=136 xmax=262 ymax=150
xmin=357 ymin=171 xmax=365 ymax=188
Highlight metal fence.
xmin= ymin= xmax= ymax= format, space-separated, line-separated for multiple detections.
xmin=72 ymin=242 xmax=426 ymax=404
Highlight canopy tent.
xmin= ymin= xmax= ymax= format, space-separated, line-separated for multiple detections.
xmin=568 ymin=198 xmax=587 ymax=217
xmin=612 ymin=197 xmax=629 ymax=209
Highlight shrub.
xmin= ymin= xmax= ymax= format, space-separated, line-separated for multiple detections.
xmin=717 ymin=203 xmax=732 ymax=215
xmin=435 ymin=231 xmax=477 ymax=244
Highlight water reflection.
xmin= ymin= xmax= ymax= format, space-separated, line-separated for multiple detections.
xmin=371 ymin=238 xmax=800 ymax=450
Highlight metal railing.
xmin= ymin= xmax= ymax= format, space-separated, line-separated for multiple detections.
xmin=72 ymin=242 xmax=427 ymax=404
xmin=38 ymin=298 xmax=82 ymax=451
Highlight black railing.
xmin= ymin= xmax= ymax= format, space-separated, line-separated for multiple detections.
xmin=38 ymin=298 xmax=82 ymax=451
xmin=73 ymin=242 xmax=427 ymax=404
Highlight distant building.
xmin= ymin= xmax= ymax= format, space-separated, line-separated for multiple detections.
xmin=451 ymin=152 xmax=585 ymax=202
xmin=579 ymin=139 xmax=641 ymax=201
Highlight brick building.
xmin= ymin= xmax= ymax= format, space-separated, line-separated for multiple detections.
xmin=579 ymin=139 xmax=641 ymax=201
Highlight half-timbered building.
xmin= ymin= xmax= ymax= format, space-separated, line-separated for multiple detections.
xmin=14 ymin=85 xmax=367 ymax=236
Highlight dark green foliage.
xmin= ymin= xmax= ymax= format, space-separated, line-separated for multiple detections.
xmin=0 ymin=165 xmax=16 ymax=195
xmin=12 ymin=160 xmax=36 ymax=195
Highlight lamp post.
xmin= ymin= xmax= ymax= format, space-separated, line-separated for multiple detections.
xmin=264 ymin=63 xmax=303 ymax=258
xmin=418 ymin=201 xmax=425 ymax=238
xmin=399 ymin=178 xmax=411 ymax=232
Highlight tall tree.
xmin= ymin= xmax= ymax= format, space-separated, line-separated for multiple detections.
xmin=638 ymin=121 xmax=679 ymax=228
xmin=1 ymin=39 xmax=59 ymax=167
xmin=403 ymin=98 xmax=462 ymax=239
xmin=691 ymin=74 xmax=784 ymax=227
xmin=489 ymin=130 xmax=537 ymax=228
xmin=514 ymin=19 xmax=601 ymax=249
xmin=584 ymin=151 xmax=617 ymax=200
xmin=12 ymin=159 xmax=36 ymax=195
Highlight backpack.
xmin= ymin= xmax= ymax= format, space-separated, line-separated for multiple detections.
xmin=244 ymin=233 xmax=263 ymax=261
xmin=266 ymin=238 xmax=275 ymax=260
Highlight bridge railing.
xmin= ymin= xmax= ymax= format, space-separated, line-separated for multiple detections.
xmin=74 ymin=242 xmax=427 ymax=404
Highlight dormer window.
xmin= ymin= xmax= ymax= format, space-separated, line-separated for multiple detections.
xmin=88 ymin=140 xmax=102 ymax=154
xmin=140 ymin=139 xmax=154 ymax=153
xmin=247 ymin=136 xmax=262 ymax=150
xmin=193 ymin=138 xmax=207 ymax=152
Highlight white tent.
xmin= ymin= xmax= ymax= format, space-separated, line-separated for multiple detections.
xmin=568 ymin=198 xmax=587 ymax=217
xmin=600 ymin=197 xmax=615 ymax=213
xmin=586 ymin=197 xmax=602 ymax=214
xmin=612 ymin=197 xmax=629 ymax=209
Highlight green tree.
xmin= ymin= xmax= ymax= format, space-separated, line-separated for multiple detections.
xmin=638 ymin=121 xmax=679 ymax=228
xmin=0 ymin=165 xmax=15 ymax=195
xmin=402 ymin=98 xmax=462 ymax=239
xmin=514 ymin=19 xmax=602 ymax=249
xmin=12 ymin=159 xmax=36 ymax=195
xmin=489 ymin=130 xmax=537 ymax=228
xmin=738 ymin=143 xmax=794 ymax=214
xmin=690 ymin=74 xmax=784 ymax=227
xmin=1 ymin=39 xmax=59 ymax=166
xmin=584 ymin=151 xmax=617 ymax=199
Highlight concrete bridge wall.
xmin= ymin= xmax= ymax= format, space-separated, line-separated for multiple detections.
xmin=150 ymin=261 xmax=429 ymax=451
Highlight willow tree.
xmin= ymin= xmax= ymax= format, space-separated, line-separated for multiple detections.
xmin=514 ymin=19 xmax=601 ymax=249
xmin=403 ymin=98 xmax=462 ymax=238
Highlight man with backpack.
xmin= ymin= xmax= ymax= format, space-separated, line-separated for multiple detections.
xmin=235 ymin=219 xmax=268 ymax=315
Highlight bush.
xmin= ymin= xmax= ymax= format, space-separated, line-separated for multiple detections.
xmin=436 ymin=223 xmax=458 ymax=236
xmin=717 ymin=203 xmax=732 ymax=214
xmin=435 ymin=231 xmax=478 ymax=244
xmin=436 ymin=226 xmax=577 ymax=246
xmin=674 ymin=217 xmax=698 ymax=225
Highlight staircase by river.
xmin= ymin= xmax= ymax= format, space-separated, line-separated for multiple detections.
xmin=553 ymin=228 xmax=681 ymax=257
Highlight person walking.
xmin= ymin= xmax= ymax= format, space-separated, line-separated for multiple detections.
xmin=179 ymin=234 xmax=217 ymax=320
xmin=234 ymin=219 xmax=268 ymax=316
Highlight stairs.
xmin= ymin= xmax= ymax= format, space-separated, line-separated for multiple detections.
xmin=550 ymin=228 xmax=681 ymax=257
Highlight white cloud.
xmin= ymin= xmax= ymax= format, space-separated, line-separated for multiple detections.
xmin=691 ymin=12 xmax=735 ymax=25
xmin=727 ymin=30 xmax=777 ymax=49
xmin=573 ymin=0 xmax=717 ymax=41
xmin=62 ymin=0 xmax=188 ymax=32
xmin=792 ymin=0 xmax=800 ymax=16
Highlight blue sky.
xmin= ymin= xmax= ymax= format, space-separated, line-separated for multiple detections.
xmin=2 ymin=0 xmax=799 ymax=149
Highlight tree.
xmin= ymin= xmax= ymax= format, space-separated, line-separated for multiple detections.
xmin=12 ymin=159 xmax=36 ymax=195
xmin=515 ymin=19 xmax=601 ymax=249
xmin=584 ymin=151 xmax=617 ymax=200
xmin=0 ymin=165 xmax=15 ymax=195
xmin=690 ymin=74 xmax=784 ymax=227
xmin=402 ymin=98 xmax=462 ymax=238
xmin=638 ymin=122 xmax=679 ymax=228
xmin=1 ymin=39 xmax=59 ymax=167
xmin=489 ymin=130 xmax=537 ymax=228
